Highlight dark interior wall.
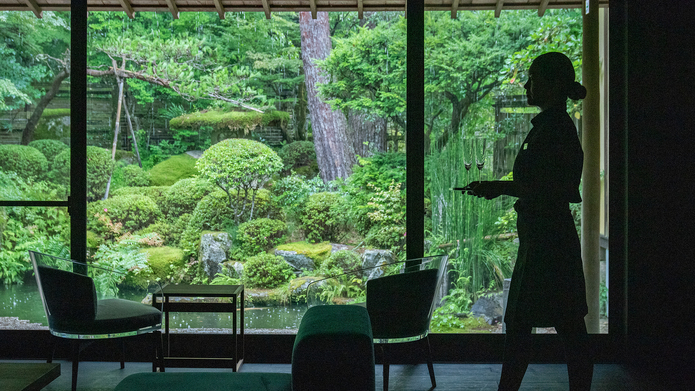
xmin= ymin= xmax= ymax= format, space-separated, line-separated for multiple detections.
xmin=622 ymin=0 xmax=695 ymax=376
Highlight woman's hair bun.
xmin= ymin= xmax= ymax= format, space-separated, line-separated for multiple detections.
xmin=567 ymin=81 xmax=587 ymax=100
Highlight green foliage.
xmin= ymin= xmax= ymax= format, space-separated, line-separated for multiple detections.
xmin=272 ymin=175 xmax=333 ymax=221
xmin=430 ymin=306 xmax=492 ymax=333
xmin=28 ymin=139 xmax=68 ymax=165
xmin=134 ymin=221 xmax=172 ymax=245
xmin=149 ymin=153 xmax=199 ymax=186
xmin=235 ymin=218 xmax=287 ymax=257
xmin=91 ymin=233 xmax=157 ymax=295
xmin=242 ymin=253 xmax=294 ymax=289
xmin=88 ymin=195 xmax=163 ymax=237
xmin=126 ymin=246 xmax=186 ymax=288
xmin=111 ymin=186 xmax=169 ymax=211
xmin=121 ymin=165 xmax=151 ymax=187
xmin=196 ymin=138 xmax=283 ymax=223
xmin=161 ymin=177 xmax=216 ymax=219
xmin=277 ymin=141 xmax=317 ymax=173
xmin=0 ymin=144 xmax=48 ymax=179
xmin=51 ymin=146 xmax=114 ymax=200
xmin=170 ymin=110 xmax=289 ymax=132
xmin=301 ymin=192 xmax=350 ymax=244
xmin=318 ymin=250 xmax=361 ymax=277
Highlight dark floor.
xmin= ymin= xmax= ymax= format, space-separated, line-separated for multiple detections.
xmin=0 ymin=360 xmax=673 ymax=391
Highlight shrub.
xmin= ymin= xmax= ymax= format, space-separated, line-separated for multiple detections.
xmin=236 ymin=218 xmax=287 ymax=256
xmin=302 ymin=192 xmax=350 ymax=243
xmin=196 ymin=138 xmax=283 ymax=223
xmin=51 ymin=146 xmax=115 ymax=200
xmin=242 ymin=253 xmax=294 ymax=289
xmin=28 ymin=139 xmax=68 ymax=165
xmin=111 ymin=186 xmax=170 ymax=210
xmin=171 ymin=213 xmax=192 ymax=247
xmin=161 ymin=177 xmax=216 ymax=219
xmin=278 ymin=141 xmax=316 ymax=172
xmin=88 ymin=195 xmax=163 ymax=235
xmin=0 ymin=144 xmax=48 ymax=179
xmin=121 ymin=165 xmax=151 ymax=187
xmin=149 ymin=153 xmax=198 ymax=186
xmin=319 ymin=250 xmax=362 ymax=277
xmin=179 ymin=189 xmax=283 ymax=255
xmin=135 ymin=222 xmax=173 ymax=245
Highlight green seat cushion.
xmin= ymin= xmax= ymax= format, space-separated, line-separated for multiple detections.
xmin=292 ymin=305 xmax=375 ymax=391
xmin=114 ymin=372 xmax=292 ymax=391
xmin=51 ymin=298 xmax=161 ymax=335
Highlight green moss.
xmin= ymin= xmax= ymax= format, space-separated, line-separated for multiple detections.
xmin=40 ymin=109 xmax=71 ymax=119
xmin=149 ymin=154 xmax=199 ymax=186
xmin=430 ymin=313 xmax=494 ymax=334
xmin=169 ymin=110 xmax=290 ymax=132
xmin=276 ymin=241 xmax=332 ymax=265
xmin=127 ymin=246 xmax=186 ymax=288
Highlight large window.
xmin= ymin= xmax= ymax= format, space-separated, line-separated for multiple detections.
xmin=1 ymin=6 xmax=609 ymax=337
xmin=0 ymin=11 xmax=71 ymax=329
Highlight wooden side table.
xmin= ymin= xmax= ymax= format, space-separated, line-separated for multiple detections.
xmin=152 ymin=284 xmax=244 ymax=371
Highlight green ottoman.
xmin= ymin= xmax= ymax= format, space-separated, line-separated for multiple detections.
xmin=292 ymin=305 xmax=375 ymax=391
xmin=113 ymin=372 xmax=291 ymax=391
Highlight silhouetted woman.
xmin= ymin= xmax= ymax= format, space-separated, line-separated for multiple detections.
xmin=466 ymin=52 xmax=593 ymax=390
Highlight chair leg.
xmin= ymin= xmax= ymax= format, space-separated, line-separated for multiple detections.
xmin=47 ymin=337 xmax=57 ymax=364
xmin=71 ymin=340 xmax=80 ymax=391
xmin=120 ymin=338 xmax=126 ymax=369
xmin=424 ymin=337 xmax=436 ymax=389
xmin=381 ymin=345 xmax=389 ymax=391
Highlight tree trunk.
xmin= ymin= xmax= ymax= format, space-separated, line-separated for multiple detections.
xmin=348 ymin=109 xmax=387 ymax=158
xmin=294 ymin=80 xmax=308 ymax=141
xmin=299 ymin=12 xmax=356 ymax=182
xmin=104 ymin=70 xmax=125 ymax=200
xmin=20 ymin=69 xmax=70 ymax=145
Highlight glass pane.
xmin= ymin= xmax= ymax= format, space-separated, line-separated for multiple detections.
xmin=84 ymin=11 xmax=405 ymax=334
xmin=0 ymin=11 xmax=71 ymax=201
xmin=424 ymin=9 xmax=608 ymax=334
xmin=0 ymin=206 xmax=70 ymax=329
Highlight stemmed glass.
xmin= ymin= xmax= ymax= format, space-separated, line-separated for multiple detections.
xmin=475 ymin=138 xmax=487 ymax=182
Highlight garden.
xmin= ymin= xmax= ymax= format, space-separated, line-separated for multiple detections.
xmin=0 ymin=9 xmax=599 ymax=333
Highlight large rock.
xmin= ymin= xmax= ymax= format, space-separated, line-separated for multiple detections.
xmin=199 ymin=232 xmax=232 ymax=281
xmin=226 ymin=261 xmax=244 ymax=279
xmin=361 ymin=249 xmax=394 ymax=281
xmin=470 ymin=293 xmax=504 ymax=325
xmin=330 ymin=243 xmax=349 ymax=253
xmin=275 ymin=250 xmax=316 ymax=272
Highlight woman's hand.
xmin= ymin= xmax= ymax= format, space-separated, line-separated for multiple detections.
xmin=464 ymin=181 xmax=509 ymax=200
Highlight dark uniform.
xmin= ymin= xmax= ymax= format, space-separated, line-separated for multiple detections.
xmin=504 ymin=107 xmax=588 ymax=329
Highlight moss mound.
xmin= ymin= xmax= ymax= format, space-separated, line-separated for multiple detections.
xmin=170 ymin=110 xmax=289 ymax=132
xmin=276 ymin=241 xmax=332 ymax=265
xmin=127 ymin=246 xmax=186 ymax=288
xmin=149 ymin=154 xmax=199 ymax=186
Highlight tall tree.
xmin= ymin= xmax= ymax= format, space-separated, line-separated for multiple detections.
xmin=299 ymin=12 xmax=356 ymax=181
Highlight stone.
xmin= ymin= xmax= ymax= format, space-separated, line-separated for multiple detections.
xmin=199 ymin=232 xmax=232 ymax=281
xmin=275 ymin=250 xmax=316 ymax=272
xmin=330 ymin=243 xmax=349 ymax=253
xmin=361 ymin=249 xmax=395 ymax=281
xmin=470 ymin=293 xmax=504 ymax=325
xmin=226 ymin=261 xmax=244 ymax=279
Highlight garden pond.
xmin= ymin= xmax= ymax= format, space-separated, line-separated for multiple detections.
xmin=0 ymin=281 xmax=307 ymax=333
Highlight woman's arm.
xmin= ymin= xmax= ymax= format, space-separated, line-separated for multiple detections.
xmin=465 ymin=181 xmax=517 ymax=199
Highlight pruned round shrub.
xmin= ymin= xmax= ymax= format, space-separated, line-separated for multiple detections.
xmin=242 ymin=253 xmax=294 ymax=289
xmin=149 ymin=154 xmax=199 ymax=186
xmin=126 ymin=246 xmax=186 ymax=288
xmin=319 ymin=250 xmax=362 ymax=276
xmin=111 ymin=186 xmax=169 ymax=210
xmin=28 ymin=139 xmax=68 ymax=165
xmin=161 ymin=177 xmax=216 ymax=219
xmin=302 ymin=192 xmax=350 ymax=243
xmin=88 ymin=194 xmax=163 ymax=235
xmin=0 ymin=144 xmax=48 ymax=179
xmin=196 ymin=138 xmax=283 ymax=223
xmin=121 ymin=165 xmax=150 ymax=187
xmin=278 ymin=141 xmax=316 ymax=172
xmin=236 ymin=218 xmax=287 ymax=256
xmin=52 ymin=146 xmax=115 ymax=200
xmin=366 ymin=225 xmax=406 ymax=251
